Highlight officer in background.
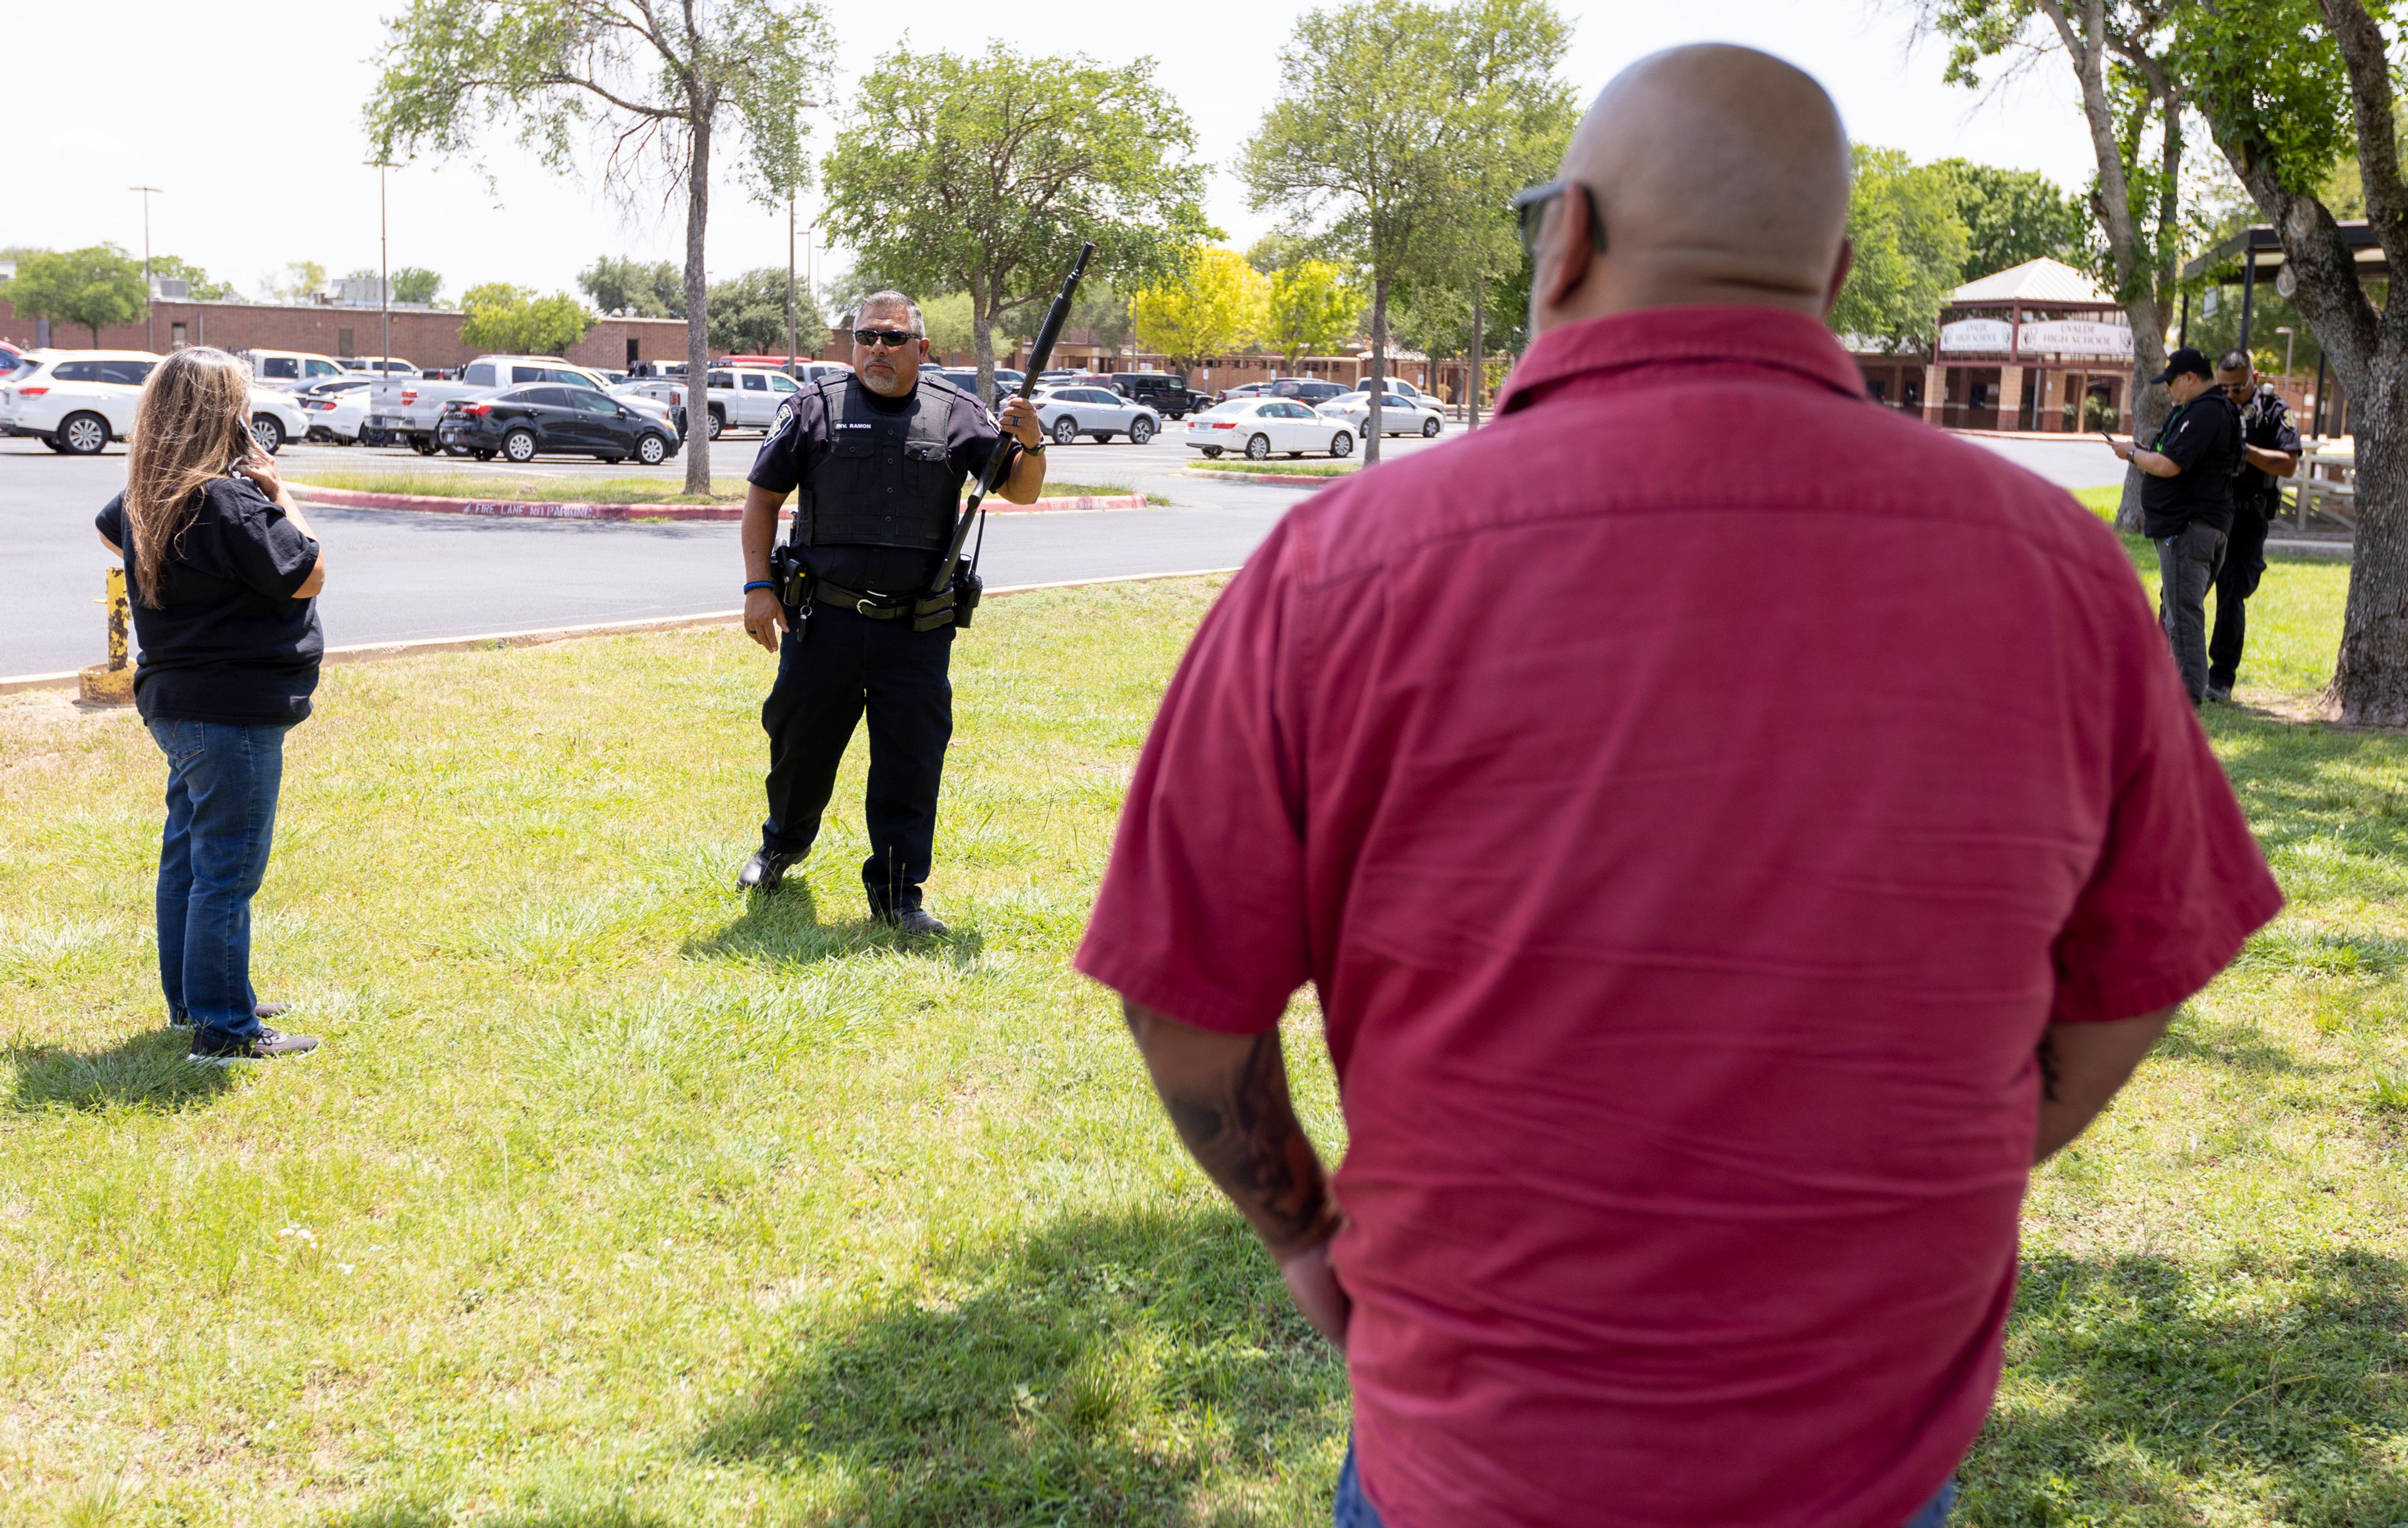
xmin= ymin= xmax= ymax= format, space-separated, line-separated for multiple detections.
xmin=2108 ymin=345 xmax=2242 ymax=707
xmin=734 ymin=292 xmax=1048 ymax=934
xmin=2206 ymin=348 xmax=2303 ymax=702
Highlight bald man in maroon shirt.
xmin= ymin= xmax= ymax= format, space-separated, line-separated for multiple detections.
xmin=1077 ymin=44 xmax=2281 ymax=1528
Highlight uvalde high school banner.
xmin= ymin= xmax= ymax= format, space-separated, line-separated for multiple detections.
xmin=1938 ymin=317 xmax=2133 ymax=361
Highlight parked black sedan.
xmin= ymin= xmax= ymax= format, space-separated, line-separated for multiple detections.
xmin=436 ymin=384 xmax=682 ymax=465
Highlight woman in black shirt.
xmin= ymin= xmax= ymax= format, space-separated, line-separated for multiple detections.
xmin=95 ymin=347 xmax=325 ymax=1062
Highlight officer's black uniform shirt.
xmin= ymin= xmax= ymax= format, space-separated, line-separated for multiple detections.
xmin=2139 ymin=388 xmax=2242 ymax=539
xmin=747 ymin=375 xmax=1008 ymax=593
xmin=2235 ymin=387 xmax=2304 ymax=519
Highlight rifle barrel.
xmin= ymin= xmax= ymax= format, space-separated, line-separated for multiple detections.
xmin=931 ymin=243 xmax=1097 ymax=594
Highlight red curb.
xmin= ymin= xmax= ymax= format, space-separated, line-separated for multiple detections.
xmin=287 ymin=483 xmax=1146 ymax=519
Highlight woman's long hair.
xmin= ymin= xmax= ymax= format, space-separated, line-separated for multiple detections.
xmin=124 ymin=348 xmax=255 ymax=607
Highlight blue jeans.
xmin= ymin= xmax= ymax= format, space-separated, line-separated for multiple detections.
xmin=149 ymin=720 xmax=288 ymax=1043
xmin=1333 ymin=1439 xmax=1956 ymax=1527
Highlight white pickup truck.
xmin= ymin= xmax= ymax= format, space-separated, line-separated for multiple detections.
xmin=366 ymin=354 xmax=677 ymax=454
xmin=618 ymin=363 xmax=849 ymax=440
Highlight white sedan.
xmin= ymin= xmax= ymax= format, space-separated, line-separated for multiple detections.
xmin=0 ymin=349 xmax=309 ymax=455
xmin=1032 ymin=385 xmax=1161 ymax=445
xmin=1318 ymin=390 xmax=1447 ymax=438
xmin=299 ymin=382 xmax=374 ymax=444
xmin=1185 ymin=398 xmax=1356 ymax=460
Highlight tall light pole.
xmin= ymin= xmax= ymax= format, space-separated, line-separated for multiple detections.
xmin=366 ymin=160 xmax=397 ymax=374
xmin=129 ymin=186 xmax=162 ymax=350
xmin=785 ymin=196 xmax=798 ymax=380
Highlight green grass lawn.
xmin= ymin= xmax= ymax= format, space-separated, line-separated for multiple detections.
xmin=1186 ymin=461 xmax=1357 ymax=478
xmin=288 ymin=473 xmax=1147 ymax=507
xmin=3 ymin=491 xmax=2401 ymax=1525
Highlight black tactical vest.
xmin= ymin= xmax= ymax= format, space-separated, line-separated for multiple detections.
xmin=800 ymin=374 xmax=965 ymax=550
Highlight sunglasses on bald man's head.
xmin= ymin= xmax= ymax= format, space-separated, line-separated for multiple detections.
xmin=853 ymin=327 xmax=921 ymax=349
xmin=1513 ymin=180 xmax=1607 ymax=261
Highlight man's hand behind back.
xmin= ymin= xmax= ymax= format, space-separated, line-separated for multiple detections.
xmin=1121 ymin=1000 xmax=1349 ymax=1348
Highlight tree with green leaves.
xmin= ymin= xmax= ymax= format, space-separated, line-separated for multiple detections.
xmin=2177 ymin=0 xmax=2408 ymax=720
xmin=1131 ymin=248 xmax=1267 ymax=377
xmin=1936 ymin=159 xmax=2093 ymax=276
xmin=919 ymin=293 xmax=976 ymax=357
xmin=821 ymin=45 xmax=1212 ymax=403
xmin=1913 ymin=0 xmax=2189 ymax=529
xmin=578 ymin=255 xmax=682 ymax=318
xmin=3 ymin=246 xmax=147 ymax=345
xmin=368 ymin=0 xmax=833 ymax=493
xmin=1245 ymin=231 xmax=1312 ymax=276
xmin=1832 ymin=146 xmax=1972 ymax=355
xmin=393 ymin=266 xmax=445 ymax=305
xmin=706 ymin=266 xmax=819 ymax=354
xmin=1242 ymin=0 xmax=1574 ymax=460
xmin=1263 ymin=259 xmax=1364 ymax=371
xmin=459 ymin=282 xmax=595 ymax=355
xmin=270 ymin=260 xmax=328 ymax=303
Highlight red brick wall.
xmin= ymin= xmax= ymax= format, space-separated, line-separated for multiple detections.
xmin=0 ymin=298 xmax=695 ymax=374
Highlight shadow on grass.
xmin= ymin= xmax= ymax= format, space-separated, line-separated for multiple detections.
xmin=1965 ymin=1250 xmax=2408 ymax=1526
xmin=695 ymin=1204 xmax=1349 ymax=1526
xmin=4 ymin=1026 xmax=232 ymax=1112
xmin=2154 ymin=1016 xmax=2311 ymax=1075
xmin=684 ymin=883 xmax=986 ymax=971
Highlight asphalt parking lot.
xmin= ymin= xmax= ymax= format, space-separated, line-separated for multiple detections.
xmin=1 ymin=419 xmax=2123 ymax=680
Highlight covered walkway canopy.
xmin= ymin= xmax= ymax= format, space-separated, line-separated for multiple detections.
xmin=2181 ymin=220 xmax=2382 ymax=437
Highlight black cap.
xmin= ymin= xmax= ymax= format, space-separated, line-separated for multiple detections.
xmin=2150 ymin=346 xmax=2213 ymax=384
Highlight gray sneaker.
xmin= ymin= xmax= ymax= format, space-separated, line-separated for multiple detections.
xmin=189 ymin=1026 xmax=319 ymax=1064
xmin=2206 ymin=684 xmax=2234 ymax=703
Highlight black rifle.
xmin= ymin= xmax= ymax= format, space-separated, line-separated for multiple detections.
xmin=915 ymin=242 xmax=1096 ymax=628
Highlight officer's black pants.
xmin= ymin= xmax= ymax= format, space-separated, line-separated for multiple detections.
xmin=759 ymin=603 xmax=954 ymax=915
xmin=2208 ymin=506 xmax=2271 ymax=692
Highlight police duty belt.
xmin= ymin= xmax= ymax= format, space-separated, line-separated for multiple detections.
xmin=798 ymin=572 xmax=964 ymax=633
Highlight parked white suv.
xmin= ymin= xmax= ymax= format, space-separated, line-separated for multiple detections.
xmin=242 ymin=349 xmax=354 ymax=389
xmin=0 ymin=350 xmax=310 ymax=455
xmin=618 ymin=365 xmax=805 ymax=438
xmin=342 ymin=356 xmax=422 ymax=379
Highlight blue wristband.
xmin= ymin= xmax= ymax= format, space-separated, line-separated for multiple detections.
xmin=743 ymin=579 xmax=775 ymax=594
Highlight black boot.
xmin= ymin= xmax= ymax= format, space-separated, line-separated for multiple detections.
xmin=739 ymin=850 xmax=804 ymax=892
xmin=879 ymin=906 xmax=949 ymax=938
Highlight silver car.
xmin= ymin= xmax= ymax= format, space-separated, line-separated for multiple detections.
xmin=1319 ymin=389 xmax=1447 ymax=438
xmin=1032 ymin=385 xmax=1161 ymax=445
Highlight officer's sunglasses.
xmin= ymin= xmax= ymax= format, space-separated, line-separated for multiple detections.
xmin=853 ymin=327 xmax=921 ymax=349
xmin=1513 ymin=180 xmax=1607 ymax=261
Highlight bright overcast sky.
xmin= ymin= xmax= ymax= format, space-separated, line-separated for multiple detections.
xmin=3 ymin=1 xmax=2095 ymax=305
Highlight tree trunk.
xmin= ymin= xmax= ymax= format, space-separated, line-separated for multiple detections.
xmin=1469 ymin=287 xmax=1485 ymax=430
xmin=1366 ymin=275 xmax=1389 ymax=465
xmin=2036 ymin=0 xmax=2170 ymax=530
xmin=2333 ymin=370 xmax=2408 ymax=722
xmin=2116 ymin=302 xmax=2171 ymax=533
xmin=681 ymin=108 xmax=714 ymax=495
xmin=968 ymin=268 xmax=996 ymax=408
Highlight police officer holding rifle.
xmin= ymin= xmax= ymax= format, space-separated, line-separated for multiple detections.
xmin=735 ymin=260 xmax=1087 ymax=934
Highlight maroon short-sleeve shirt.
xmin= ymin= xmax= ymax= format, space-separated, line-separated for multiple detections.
xmin=1076 ymin=307 xmax=2281 ymax=1528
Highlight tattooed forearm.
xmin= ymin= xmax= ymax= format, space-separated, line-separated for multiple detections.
xmin=1124 ymin=1001 xmax=1338 ymax=1260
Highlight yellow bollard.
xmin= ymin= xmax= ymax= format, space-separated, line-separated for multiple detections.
xmin=78 ymin=567 xmax=137 ymax=706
